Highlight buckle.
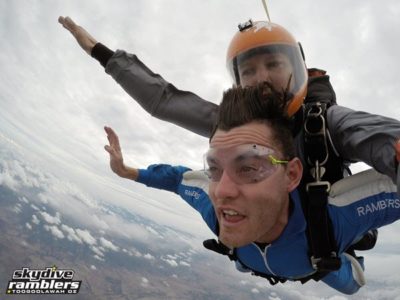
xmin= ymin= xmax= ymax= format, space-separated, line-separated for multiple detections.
xmin=304 ymin=112 xmax=326 ymax=136
xmin=306 ymin=104 xmax=323 ymax=118
xmin=311 ymin=253 xmax=341 ymax=272
xmin=310 ymin=256 xmax=322 ymax=270
xmin=238 ymin=19 xmax=253 ymax=31
xmin=306 ymin=181 xmax=331 ymax=193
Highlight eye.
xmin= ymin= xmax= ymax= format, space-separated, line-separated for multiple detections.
xmin=236 ymin=165 xmax=259 ymax=178
xmin=206 ymin=165 xmax=222 ymax=181
xmin=266 ymin=60 xmax=284 ymax=69
xmin=239 ymin=67 xmax=255 ymax=78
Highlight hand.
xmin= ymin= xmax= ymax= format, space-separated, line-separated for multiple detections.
xmin=58 ymin=16 xmax=98 ymax=55
xmin=104 ymin=126 xmax=129 ymax=178
xmin=396 ymin=139 xmax=400 ymax=163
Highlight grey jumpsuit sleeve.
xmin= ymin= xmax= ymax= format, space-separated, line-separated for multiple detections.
xmin=327 ymin=105 xmax=400 ymax=183
xmin=105 ymin=50 xmax=218 ymax=137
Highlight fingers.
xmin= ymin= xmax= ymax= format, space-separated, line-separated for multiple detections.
xmin=104 ymin=126 xmax=121 ymax=151
xmin=105 ymin=126 xmax=118 ymax=144
xmin=58 ymin=16 xmax=97 ymax=55
xmin=58 ymin=16 xmax=78 ymax=31
xmin=104 ymin=145 xmax=112 ymax=154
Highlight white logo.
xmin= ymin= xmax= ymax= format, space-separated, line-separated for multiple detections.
xmin=185 ymin=189 xmax=200 ymax=200
xmin=356 ymin=198 xmax=400 ymax=216
xmin=253 ymin=21 xmax=274 ymax=32
xmin=6 ymin=266 xmax=81 ymax=295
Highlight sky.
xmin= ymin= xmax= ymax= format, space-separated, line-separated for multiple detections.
xmin=1 ymin=0 xmax=400 ymax=299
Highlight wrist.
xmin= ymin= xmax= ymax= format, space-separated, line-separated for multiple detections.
xmin=120 ymin=165 xmax=139 ymax=181
xmin=91 ymin=43 xmax=114 ymax=68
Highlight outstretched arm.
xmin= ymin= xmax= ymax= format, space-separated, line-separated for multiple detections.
xmin=328 ymin=106 xmax=400 ymax=183
xmin=59 ymin=17 xmax=218 ymax=137
xmin=104 ymin=126 xmax=138 ymax=180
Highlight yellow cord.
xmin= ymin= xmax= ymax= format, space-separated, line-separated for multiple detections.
xmin=268 ymin=155 xmax=289 ymax=165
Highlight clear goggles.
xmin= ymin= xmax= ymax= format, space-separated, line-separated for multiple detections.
xmin=204 ymin=144 xmax=289 ymax=184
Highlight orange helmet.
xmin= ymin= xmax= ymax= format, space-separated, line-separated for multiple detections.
xmin=226 ymin=20 xmax=308 ymax=117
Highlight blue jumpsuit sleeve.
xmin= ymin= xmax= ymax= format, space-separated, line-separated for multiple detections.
xmin=328 ymin=170 xmax=400 ymax=253
xmin=178 ymin=171 xmax=218 ymax=234
xmin=321 ymin=254 xmax=364 ymax=295
xmin=137 ymin=166 xmax=218 ymax=233
xmin=137 ymin=164 xmax=191 ymax=194
xmin=321 ymin=170 xmax=400 ymax=294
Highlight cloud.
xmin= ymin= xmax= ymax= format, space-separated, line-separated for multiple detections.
xmin=19 ymin=196 xmax=29 ymax=204
xmin=0 ymin=169 xmax=19 ymax=190
xmin=90 ymin=246 xmax=104 ymax=258
xmin=39 ymin=211 xmax=61 ymax=225
xmin=31 ymin=204 xmax=39 ymax=211
xmin=123 ymin=247 xmax=142 ymax=257
xmin=75 ymin=229 xmax=97 ymax=246
xmin=99 ymin=237 xmax=119 ymax=252
xmin=140 ymin=277 xmax=149 ymax=288
xmin=143 ymin=253 xmax=155 ymax=260
xmin=93 ymin=254 xmax=104 ymax=261
xmin=44 ymin=225 xmax=65 ymax=239
xmin=60 ymin=224 xmax=83 ymax=244
xmin=0 ymin=159 xmax=44 ymax=191
xmin=179 ymin=261 xmax=190 ymax=267
xmin=11 ymin=203 xmax=22 ymax=214
xmin=162 ymin=258 xmax=178 ymax=267
xmin=31 ymin=214 xmax=40 ymax=225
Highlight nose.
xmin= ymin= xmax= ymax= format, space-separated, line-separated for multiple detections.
xmin=255 ymin=65 xmax=271 ymax=83
xmin=244 ymin=66 xmax=271 ymax=87
xmin=212 ymin=171 xmax=240 ymax=200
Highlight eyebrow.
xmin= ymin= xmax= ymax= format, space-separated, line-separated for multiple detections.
xmin=207 ymin=156 xmax=219 ymax=165
xmin=233 ymin=151 xmax=256 ymax=163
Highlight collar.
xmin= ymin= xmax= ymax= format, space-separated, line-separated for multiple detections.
xmin=271 ymin=189 xmax=306 ymax=246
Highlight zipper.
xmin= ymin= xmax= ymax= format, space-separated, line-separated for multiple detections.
xmin=253 ymin=243 xmax=276 ymax=276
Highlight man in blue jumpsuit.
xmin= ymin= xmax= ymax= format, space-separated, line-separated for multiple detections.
xmin=103 ymin=83 xmax=400 ymax=294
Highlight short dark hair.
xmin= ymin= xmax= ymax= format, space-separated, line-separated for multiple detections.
xmin=211 ymin=82 xmax=296 ymax=159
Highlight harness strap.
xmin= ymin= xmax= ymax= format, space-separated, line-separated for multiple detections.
xmin=203 ymin=239 xmax=236 ymax=261
xmin=303 ymin=102 xmax=341 ymax=273
xmin=202 ymin=238 xmax=328 ymax=285
xmin=306 ymin=184 xmax=341 ymax=272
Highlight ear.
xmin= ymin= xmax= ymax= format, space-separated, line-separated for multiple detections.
xmin=285 ymin=158 xmax=303 ymax=192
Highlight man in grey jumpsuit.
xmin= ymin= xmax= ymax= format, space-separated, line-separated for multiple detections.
xmin=58 ymin=15 xmax=400 ymax=187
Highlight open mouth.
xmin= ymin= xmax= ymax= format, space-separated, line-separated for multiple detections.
xmin=222 ymin=209 xmax=246 ymax=224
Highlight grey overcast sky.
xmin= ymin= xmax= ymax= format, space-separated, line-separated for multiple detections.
xmin=1 ymin=0 xmax=400 ymax=298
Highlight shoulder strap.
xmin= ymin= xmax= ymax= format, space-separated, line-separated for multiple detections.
xmin=302 ymin=102 xmax=341 ymax=273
